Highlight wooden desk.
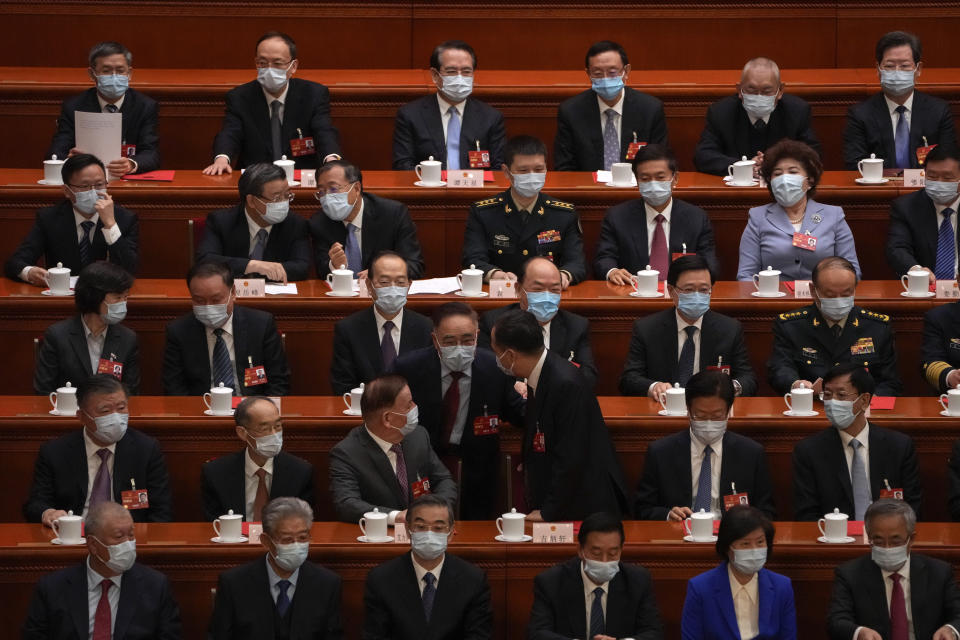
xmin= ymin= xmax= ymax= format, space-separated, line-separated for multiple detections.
xmin=4 ymin=520 xmax=960 ymax=640
xmin=0 ymin=168 xmax=905 ymax=282
xmin=0 ymin=396 xmax=955 ymax=525
xmin=0 ymin=278 xmax=946 ymax=397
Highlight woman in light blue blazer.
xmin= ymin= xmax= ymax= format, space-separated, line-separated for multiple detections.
xmin=681 ymin=505 xmax=797 ymax=640
xmin=737 ymin=139 xmax=861 ymax=281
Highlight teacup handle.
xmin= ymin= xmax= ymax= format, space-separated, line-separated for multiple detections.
xmin=753 ymin=274 xmax=761 ymax=291
xmin=683 ymin=518 xmax=691 ymax=535
xmin=213 ymin=519 xmax=221 ymax=538
xmin=343 ymin=392 xmax=352 ymax=410
xmin=901 ymin=274 xmax=910 ymax=292
xmin=203 ymin=393 xmax=213 ymax=410
xmin=415 ymin=165 xmax=423 ymax=181
xmin=52 ymin=519 xmax=61 ymax=539
xmin=456 ymin=273 xmax=464 ymax=290
xmin=49 ymin=391 xmax=57 ymax=410
xmin=359 ymin=518 xmax=367 ymax=537
xmin=817 ymin=518 xmax=826 ymax=537
xmin=784 ymin=393 xmax=793 ymax=412
xmin=941 ymin=394 xmax=950 ymax=412
xmin=496 ymin=517 xmax=504 ymax=536
xmin=658 ymin=393 xmax=668 ymax=413
xmin=326 ymin=273 xmax=334 ymax=289
xmin=630 ymin=275 xmax=639 ymax=292
xmin=727 ymin=164 xmax=735 ymax=178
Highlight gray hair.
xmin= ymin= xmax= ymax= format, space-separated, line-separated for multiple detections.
xmin=85 ymin=502 xmax=131 ymax=537
xmin=234 ymin=396 xmax=276 ymax=428
xmin=238 ymin=163 xmax=287 ymax=201
xmin=404 ymin=494 xmax=455 ymax=527
xmin=864 ymin=498 xmax=916 ymax=536
xmin=89 ymin=42 xmax=132 ymax=68
xmin=262 ymin=497 xmax=313 ymax=537
xmin=317 ymin=159 xmax=362 ymax=185
xmin=742 ymin=57 xmax=780 ymax=84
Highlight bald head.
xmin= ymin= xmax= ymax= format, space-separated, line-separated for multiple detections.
xmin=520 ymin=257 xmax=562 ymax=290
xmin=86 ymin=501 xmax=132 ymax=537
xmin=740 ymin=57 xmax=781 ymax=93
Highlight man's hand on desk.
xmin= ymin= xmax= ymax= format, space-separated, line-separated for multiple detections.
xmin=648 ymin=382 xmax=673 ymax=404
xmin=41 ymin=508 xmax=67 ymax=529
xmin=668 ymin=506 xmax=693 ymax=522
xmin=489 ymin=270 xmax=517 ymax=282
xmin=246 ymin=260 xmax=287 ymax=283
xmin=607 ymin=268 xmax=633 ymax=287
xmin=25 ymin=267 xmax=49 ymax=287
xmin=202 ymin=157 xmax=233 ymax=176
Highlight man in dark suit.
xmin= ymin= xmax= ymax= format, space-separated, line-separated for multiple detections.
xmin=311 ymin=160 xmax=425 ymax=279
xmin=363 ymin=494 xmax=493 ymax=640
xmin=843 ymin=31 xmax=957 ymax=171
xmin=209 ymin=497 xmax=343 ymax=640
xmin=528 ymin=512 xmax=663 ymax=639
xmin=198 ymin=162 xmax=311 ymax=282
xmin=768 ymin=257 xmax=903 ymax=396
xmin=554 ymin=41 xmax=668 ymax=172
xmin=694 ymin=57 xmax=821 ymax=175
xmin=828 ymin=499 xmax=960 ymax=640
xmin=162 ymin=261 xmax=290 ymax=396
xmin=330 ymin=251 xmax=432 ymax=394
xmin=35 ymin=261 xmax=140 ymax=395
xmin=886 ymin=144 xmax=960 ymax=283
xmin=6 ymin=153 xmax=139 ymax=285
xmin=46 ymin=41 xmax=160 ymax=175
xmin=463 ymin=135 xmax=586 ymax=287
xmin=635 ymin=370 xmax=774 ymax=521
xmin=921 ymin=301 xmax=960 ymax=394
xmin=202 ymin=397 xmax=314 ymax=521
xmin=392 ymin=302 xmax=524 ymax=519
xmin=793 ymin=363 xmax=921 ymax=521
xmin=598 ymin=145 xmax=719 ymax=284
xmin=478 ymin=257 xmax=598 ymax=388
xmin=329 ymin=375 xmax=457 ymax=524
xmin=491 ymin=309 xmax=628 ymax=521
xmin=392 ymin=40 xmax=505 ymax=171
xmin=22 ymin=501 xmax=181 ymax=639
xmin=621 ymin=255 xmax=756 ymax=398
xmin=24 ymin=374 xmax=172 ymax=526
xmin=203 ymin=31 xmax=339 ymax=175
xmin=948 ymin=438 xmax=960 ymax=521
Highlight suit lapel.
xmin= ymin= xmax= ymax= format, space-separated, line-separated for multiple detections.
xmin=401 ymin=555 xmax=430 ymax=628
xmin=563 ymin=561 xmax=588 ymax=637
xmin=618 ymin=90 xmax=639 ymax=161
xmin=359 ymin=195 xmax=377 ymax=266
xmin=757 ymin=569 xmax=776 ymax=636
xmin=397 ymin=311 xmax=422 ymax=355
xmin=113 ymin=432 xmax=131 ymax=501
xmin=73 ymin=431 xmax=91 ymax=509
xmin=864 ymin=558 xmax=891 ymax=635
xmin=253 ymin=86 xmax=275 ymax=154
xmin=68 ymin=316 xmax=95 ymax=376
xmin=229 ymin=450 xmax=248 ymax=513
xmin=57 ymin=203 xmax=83 ymax=268
xmin=430 ymin=556 xmax=461 ymax=631
xmin=867 ymin=426 xmax=885 ymax=500
xmin=676 ymin=430 xmax=694 ymax=505
xmin=826 ymin=428 xmax=856 ymax=507
xmin=800 ymin=200 xmax=827 ymax=237
xmin=717 ymin=431 xmax=734 ymax=499
xmin=423 ymin=97 xmax=447 ymax=164
xmin=698 ymin=312 xmax=716 ymax=371
xmin=281 ymin=81 xmax=301 ymax=145
xmin=101 ymin=325 xmax=122 ymax=371
xmin=360 ymin=308 xmax=385 ymax=374
xmin=113 ymin=566 xmax=137 ymax=639
xmin=766 ymin=203 xmax=797 ymax=238
xmin=713 ymin=566 xmax=741 ymax=638
xmin=252 ymin=559 xmax=279 ymax=632
xmin=549 ymin=313 xmax=569 ymax=359
xmin=604 ymin=568 xmax=631 ymax=633
xmin=631 ymin=201 xmax=651 ymax=264
xmin=67 ymin=562 xmax=90 ymax=640
xmin=359 ymin=428 xmax=404 ymax=503
xmin=918 ymin=191 xmax=941 ymax=263
xmin=232 ymin=307 xmax=248 ymax=391
xmin=909 ymin=555 xmax=927 ymax=639
xmin=871 ymin=95 xmax=897 ymax=163
xmin=662 ymin=312 xmax=680 ymax=384
xmin=585 ymin=95 xmax=604 ymax=167
xmin=230 ymin=206 xmax=252 ymax=259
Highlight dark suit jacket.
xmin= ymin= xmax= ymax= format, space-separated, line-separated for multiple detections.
xmin=197 ymin=204 xmax=311 ymax=281
xmin=528 ymin=557 xmax=663 ymax=640
xmin=328 ymin=425 xmax=457 ymax=523
xmin=46 ymin=87 xmax=160 ymax=173
xmin=363 ymin=553 xmax=492 ymax=640
xmin=391 ymin=346 xmax=525 ymax=519
xmin=212 ymin=79 xmax=339 ymax=169
xmin=843 ymin=91 xmax=957 ymax=170
xmin=634 ymin=429 xmax=775 ymax=520
xmin=948 ymin=439 xmax=960 ymax=521
xmin=478 ymin=304 xmax=598 ymax=388
xmin=5 ymin=200 xmax=139 ymax=280
xmin=828 ymin=553 xmax=960 ymax=640
xmin=34 ymin=315 xmax=141 ymax=395
xmin=209 ymin=556 xmax=343 ymax=640
xmin=309 ymin=192 xmax=425 ymax=278
xmin=922 ymin=301 xmax=960 ymax=394
xmin=23 ymin=428 xmax=172 ymax=523
xmin=22 ymin=561 xmax=181 ymax=640
xmin=329 ymin=307 xmax=433 ymax=395
xmin=392 ymin=94 xmax=506 ymax=171
xmin=554 ymin=88 xmax=669 ymax=171
xmin=792 ymin=424 xmax=921 ymax=521
xmin=693 ymin=93 xmax=821 ymax=175
xmin=619 ymin=308 xmax=757 ymax=396
xmin=525 ymin=351 xmax=629 ymax=520
xmin=886 ymin=188 xmax=959 ymax=277
xmin=162 ymin=305 xmax=290 ymax=396
xmin=200 ymin=449 xmax=315 ymax=521
xmin=594 ymin=198 xmax=719 ymax=277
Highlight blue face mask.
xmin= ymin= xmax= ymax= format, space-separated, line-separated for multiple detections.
xmin=524 ymin=290 xmax=561 ymax=323
xmin=96 ymin=74 xmax=129 ymax=101
xmin=320 ymin=184 xmax=356 ymax=221
xmin=591 ymin=75 xmax=624 ymax=101
xmin=824 ymin=398 xmax=860 ymax=431
xmin=193 ymin=303 xmax=230 ymax=329
xmin=676 ymin=291 xmax=710 ymax=320
xmin=439 ymin=344 xmax=475 ymax=372
xmin=732 ymin=547 xmax=767 ymax=574
xmin=771 ymin=174 xmax=807 ymax=208
xmin=71 ymin=187 xmax=106 ymax=215
xmin=260 ymin=200 xmax=289 ymax=225
xmin=440 ymin=75 xmax=473 ymax=102
xmin=102 ymin=300 xmax=127 ymax=325
xmin=925 ymin=180 xmax=959 ymax=205
xmin=879 ymin=69 xmax=915 ymax=96
xmin=410 ymin=531 xmax=448 ymax=561
xmin=638 ymin=180 xmax=673 ymax=207
xmin=374 ymin=286 xmax=408 ymax=316
xmin=818 ymin=295 xmax=855 ymax=322
xmin=510 ymin=172 xmax=546 ymax=199
xmin=741 ymin=93 xmax=777 ymax=120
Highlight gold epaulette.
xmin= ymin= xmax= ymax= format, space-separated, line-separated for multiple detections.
xmin=860 ymin=309 xmax=890 ymax=323
xmin=778 ymin=310 xmax=808 ymax=321
xmin=543 ymin=199 xmax=575 ymax=210
xmin=473 ymin=196 xmax=503 ymax=208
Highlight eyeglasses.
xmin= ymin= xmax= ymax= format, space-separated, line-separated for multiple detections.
xmin=821 ymin=391 xmax=861 ymax=401
xmin=373 ymin=279 xmax=409 ymax=288
xmin=256 ymin=60 xmax=292 ymax=69
xmin=274 ymin=534 xmax=311 ymax=544
xmin=436 ymin=336 xmax=478 ymax=347
xmin=68 ymin=182 xmax=107 ymax=191
xmin=676 ymin=287 xmax=712 ymax=295
xmin=313 ymin=183 xmax=355 ymax=199
xmin=438 ymin=68 xmax=474 ymax=77
xmin=408 ymin=523 xmax=451 ymax=534
xmin=588 ymin=69 xmax=624 ymax=79
xmin=879 ymin=63 xmax=917 ymax=71
xmin=256 ymin=193 xmax=294 ymax=204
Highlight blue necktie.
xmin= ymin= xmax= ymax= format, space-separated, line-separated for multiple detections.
xmin=276 ymin=579 xmax=291 ymax=617
xmin=935 ymin=208 xmax=956 ymax=280
xmin=694 ymin=445 xmax=713 ymax=513
xmin=79 ymin=220 xmax=94 ymax=266
xmin=446 ymin=106 xmax=461 ymax=171
xmin=250 ymin=228 xmax=267 ymax=260
xmin=849 ymin=439 xmax=871 ymax=520
xmin=602 ymin=109 xmax=619 ymax=171
xmin=211 ymin=328 xmax=234 ymax=389
xmin=895 ymin=105 xmax=910 ymax=169
xmin=422 ymin=572 xmax=436 ymax=622
xmin=344 ymin=223 xmax=361 ymax=273
xmin=589 ymin=586 xmax=605 ymax=638
xmin=677 ymin=325 xmax=697 ymax=386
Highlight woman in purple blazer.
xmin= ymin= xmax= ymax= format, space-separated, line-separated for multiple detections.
xmin=682 ymin=505 xmax=797 ymax=640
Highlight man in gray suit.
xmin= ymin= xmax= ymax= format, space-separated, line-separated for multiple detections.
xmin=328 ymin=373 xmax=457 ymax=524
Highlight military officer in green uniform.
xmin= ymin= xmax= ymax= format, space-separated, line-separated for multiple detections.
xmin=462 ymin=135 xmax=586 ymax=289
xmin=921 ymin=300 xmax=960 ymax=393
xmin=767 ymin=256 xmax=903 ymax=396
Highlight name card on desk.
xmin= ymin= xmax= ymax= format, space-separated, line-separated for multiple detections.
xmin=393 ymin=523 xmax=410 ymax=544
xmin=937 ymin=280 xmax=960 ymax=298
xmin=247 ymin=523 xmax=262 ymax=543
xmin=447 ymin=170 xmax=484 ymax=188
xmin=793 ymin=280 xmax=811 ymax=298
xmin=903 ymin=169 xmax=925 ymax=188
xmin=234 ymin=279 xmax=265 ymax=297
xmin=532 ymin=522 xmax=574 ymax=544
xmin=489 ymin=280 xmax=517 ymax=298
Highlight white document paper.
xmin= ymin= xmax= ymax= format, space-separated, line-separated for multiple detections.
xmin=408 ymin=277 xmax=461 ymax=295
xmin=265 ymin=283 xmax=299 ymax=295
xmin=75 ymin=112 xmax=122 ymax=166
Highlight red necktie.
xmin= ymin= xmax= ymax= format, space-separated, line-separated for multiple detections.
xmin=441 ymin=371 xmax=465 ymax=446
xmin=890 ymin=572 xmax=909 ymax=640
xmin=92 ymin=579 xmax=112 ymax=640
xmin=649 ymin=213 xmax=669 ymax=277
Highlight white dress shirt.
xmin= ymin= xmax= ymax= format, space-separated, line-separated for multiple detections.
xmin=728 ymin=564 xmax=760 ymax=640
xmin=690 ymin=429 xmax=723 ymax=514
xmin=525 ymin=349 xmax=550 ymax=394
xmin=838 ymin=423 xmax=871 ymax=489
xmin=934 ymin=196 xmax=960 ymax=277
xmin=676 ymin=311 xmax=704 ymax=377
xmin=265 ymin=554 xmax=299 ymax=604
xmin=597 ymin=92 xmax=624 ymax=143
xmin=86 ymin=556 xmax=122 ymax=637
xmin=581 ymin=562 xmax=610 ymax=638
xmin=374 ymin=306 xmax=403 ymax=354
xmin=645 ymin=199 xmax=674 ymax=254
xmin=205 ymin=313 xmax=238 ymax=388
xmin=885 ymin=92 xmax=914 ymax=141
xmin=412 ymin=553 xmax=445 ymax=594
xmin=328 ymin=198 xmax=365 ymax=273
xmin=262 ymin=83 xmax=290 ymax=123
xmin=364 ymin=426 xmax=404 ymax=525
xmin=440 ymin=360 xmax=472 ymax=445
xmin=82 ymin=429 xmax=117 ymax=517
xmin=244 ymin=210 xmax=273 ymax=257
xmin=541 ymin=320 xmax=552 ymax=350
xmin=80 ymin=316 xmax=107 ymax=374
xmin=438 ymin=94 xmax=465 ymax=144
xmin=244 ymin=448 xmax=274 ymax=522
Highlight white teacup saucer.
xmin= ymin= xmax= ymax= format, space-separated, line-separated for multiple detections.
xmin=900 ymin=291 xmax=935 ymax=298
xmin=325 ymin=291 xmax=359 ymax=297
xmin=817 ymin=536 xmax=855 ymax=544
xmin=725 ymin=180 xmax=759 ymax=187
xmin=855 ymin=177 xmax=889 ymax=185
xmin=48 ymin=409 xmax=77 ymax=416
xmin=941 ymin=410 xmax=960 ymax=417
xmin=211 ymin=536 xmax=248 ymax=544
xmin=203 ymin=409 xmax=235 ymax=417
xmin=342 ymin=409 xmax=362 ymax=416
xmin=605 ymin=181 xmax=636 ymax=188
xmin=783 ymin=410 xmax=819 ymax=417
xmin=751 ymin=291 xmax=786 ymax=297
xmin=414 ymin=181 xmax=446 ymax=188
xmin=629 ymin=291 xmax=663 ymax=298
xmin=41 ymin=289 xmax=74 ymax=296
xmin=658 ymin=409 xmax=687 ymax=417
xmin=357 ymin=535 xmax=394 ymax=543
xmin=37 ymin=179 xmax=63 ymax=186
xmin=455 ymin=290 xmax=488 ymax=297
xmin=51 ymin=537 xmax=85 ymax=545
xmin=495 ymin=534 xmax=533 ymax=542
xmin=683 ymin=535 xmax=717 ymax=543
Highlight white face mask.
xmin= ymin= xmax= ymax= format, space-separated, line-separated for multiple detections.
xmin=387 ymin=406 xmax=418 ymax=437
xmin=731 ymin=546 xmax=767 ymax=574
xmin=582 ymin=558 xmax=620 ymax=584
xmin=269 ymin=538 xmax=309 ymax=571
xmin=690 ymin=419 xmax=727 ymax=446
xmin=246 ymin=429 xmax=282 ymax=458
xmin=261 ymin=200 xmax=289 ymax=225
xmin=871 ymin=544 xmax=909 ymax=572
xmin=93 ymin=537 xmax=137 ymax=573
xmin=257 ymin=63 xmax=291 ymax=93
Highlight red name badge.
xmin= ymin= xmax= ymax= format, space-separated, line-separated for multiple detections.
xmin=243 ymin=366 xmax=268 ymax=387
xmin=625 ymin=141 xmax=647 ymax=160
xmin=917 ymin=144 xmax=937 ymax=165
xmin=792 ymin=232 xmax=817 ymax=251
xmin=411 ymin=476 xmax=431 ymax=499
xmin=121 ymin=143 xmax=136 ymax=158
xmin=121 ymin=489 xmax=149 ymax=509
xmin=473 ymin=415 xmax=499 ymax=436
xmin=468 ymin=150 xmax=490 ymax=168
xmin=533 ymin=430 xmax=546 ymax=453
xmin=723 ymin=492 xmax=750 ymax=511
xmin=707 ymin=365 xmax=732 ymax=375
xmin=880 ymin=488 xmax=904 ymax=500
xmin=671 ymin=252 xmax=695 ymax=262
xmin=289 ymin=136 xmax=316 ymax=157
xmin=96 ymin=358 xmax=123 ymax=380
